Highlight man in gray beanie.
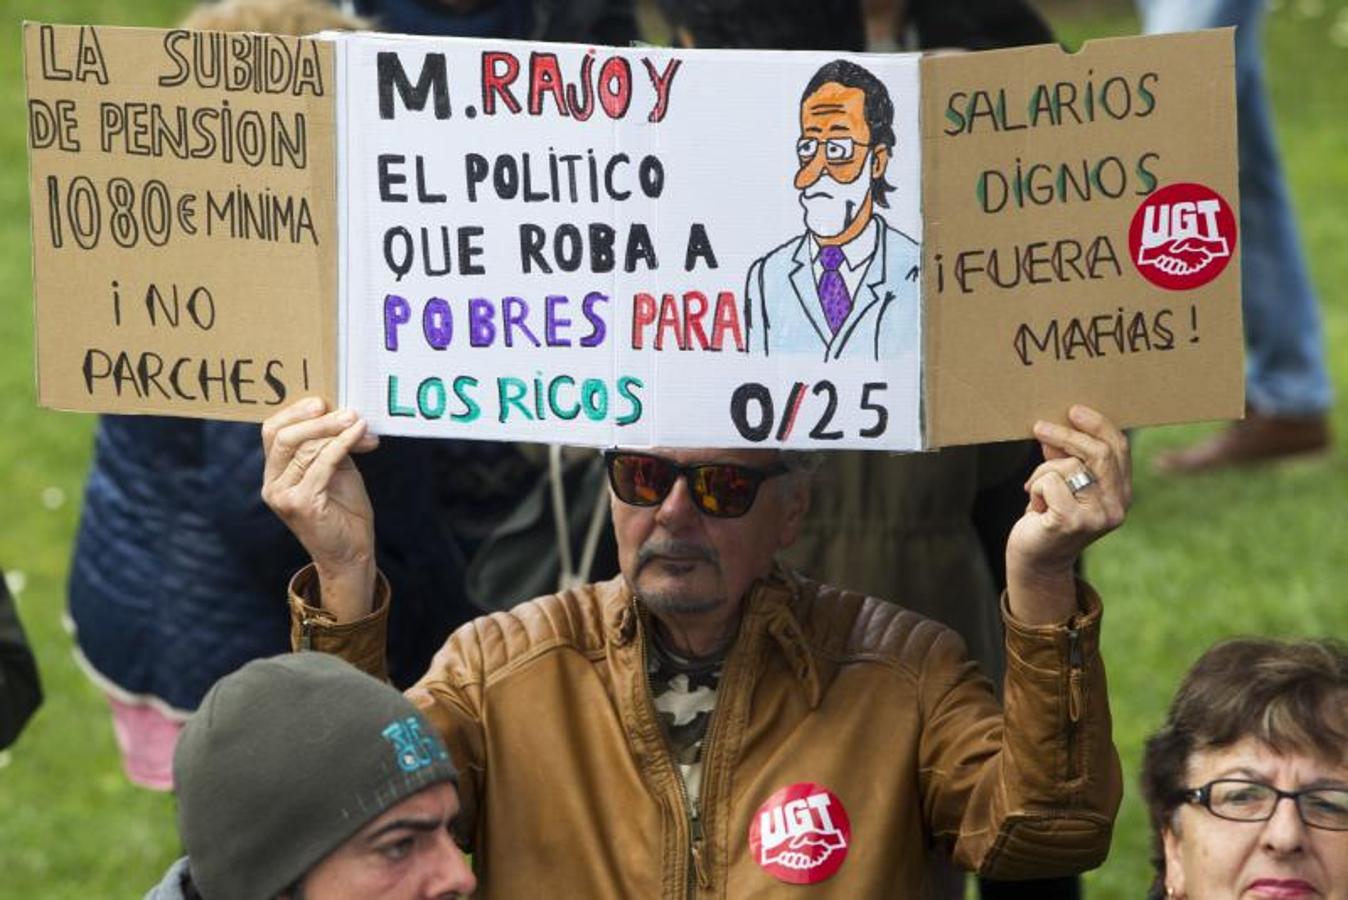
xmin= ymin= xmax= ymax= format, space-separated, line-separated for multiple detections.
xmin=146 ymin=652 xmax=475 ymax=900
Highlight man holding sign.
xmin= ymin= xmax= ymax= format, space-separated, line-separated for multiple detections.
xmin=262 ymin=398 xmax=1127 ymax=896
xmin=745 ymin=60 xmax=921 ymax=363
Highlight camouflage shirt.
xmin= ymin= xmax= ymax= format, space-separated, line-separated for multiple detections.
xmin=648 ymin=630 xmax=724 ymax=816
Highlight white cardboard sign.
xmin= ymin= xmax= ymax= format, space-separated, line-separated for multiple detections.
xmin=336 ymin=35 xmax=924 ymax=450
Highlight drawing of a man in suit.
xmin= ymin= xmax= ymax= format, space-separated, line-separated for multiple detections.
xmin=745 ymin=59 xmax=920 ymax=362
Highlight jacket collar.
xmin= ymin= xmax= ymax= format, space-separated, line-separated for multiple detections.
xmin=752 ymin=567 xmax=823 ymax=708
xmin=602 ymin=567 xmax=823 ymax=709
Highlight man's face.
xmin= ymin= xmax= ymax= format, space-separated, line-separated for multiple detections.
xmin=298 ymin=782 xmax=476 ymax=900
xmin=611 ymin=448 xmax=809 ymax=621
xmin=795 ymin=83 xmax=889 ymax=241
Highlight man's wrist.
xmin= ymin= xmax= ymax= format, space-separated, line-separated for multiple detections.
xmin=1005 ymin=560 xmax=1079 ymax=626
xmin=315 ymin=560 xmax=377 ymax=624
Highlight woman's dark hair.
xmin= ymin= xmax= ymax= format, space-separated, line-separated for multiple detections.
xmin=1139 ymin=637 xmax=1348 ymax=899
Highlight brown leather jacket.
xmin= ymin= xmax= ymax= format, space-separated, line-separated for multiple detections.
xmin=291 ymin=566 xmax=1121 ymax=898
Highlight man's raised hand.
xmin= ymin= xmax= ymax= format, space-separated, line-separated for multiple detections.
xmin=1006 ymin=404 xmax=1133 ymax=625
xmin=261 ymin=398 xmax=380 ymax=623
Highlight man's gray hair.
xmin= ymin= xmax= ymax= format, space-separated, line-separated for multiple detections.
xmin=778 ymin=451 xmax=823 ymax=499
xmin=780 ymin=450 xmax=824 ymax=476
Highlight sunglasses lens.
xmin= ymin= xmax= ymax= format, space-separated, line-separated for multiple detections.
xmin=610 ymin=454 xmax=677 ymax=506
xmin=690 ymin=465 xmax=759 ymax=518
xmin=608 ymin=454 xmax=772 ymax=518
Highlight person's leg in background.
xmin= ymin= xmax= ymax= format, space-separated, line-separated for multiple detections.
xmin=1143 ymin=0 xmax=1333 ymax=473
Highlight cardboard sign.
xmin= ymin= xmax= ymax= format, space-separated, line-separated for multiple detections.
xmin=26 ymin=24 xmax=1241 ymax=448
xmin=921 ymin=31 xmax=1243 ymax=445
xmin=336 ymin=36 xmax=925 ymax=449
xmin=25 ymin=23 xmax=337 ymax=421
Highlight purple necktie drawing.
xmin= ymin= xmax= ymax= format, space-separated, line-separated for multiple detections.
xmin=817 ymin=245 xmax=851 ymax=335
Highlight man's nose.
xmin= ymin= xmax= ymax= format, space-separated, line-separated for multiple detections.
xmin=795 ymin=151 xmax=826 ymax=191
xmin=655 ymin=474 xmax=701 ymax=530
xmin=425 ymin=832 xmax=478 ymax=898
xmin=1259 ymin=796 xmax=1308 ymax=856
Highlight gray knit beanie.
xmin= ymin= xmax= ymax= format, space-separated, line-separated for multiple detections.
xmin=173 ymin=652 xmax=458 ymax=900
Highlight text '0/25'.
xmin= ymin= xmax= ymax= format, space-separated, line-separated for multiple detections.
xmin=731 ymin=381 xmax=889 ymax=443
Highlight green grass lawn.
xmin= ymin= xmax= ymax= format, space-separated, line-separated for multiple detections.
xmin=2 ymin=1 xmax=1345 ymax=896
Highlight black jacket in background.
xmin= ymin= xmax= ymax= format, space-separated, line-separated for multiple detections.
xmin=0 ymin=576 xmax=42 ymax=749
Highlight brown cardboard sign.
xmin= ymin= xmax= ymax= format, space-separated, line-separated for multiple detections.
xmin=24 ymin=22 xmax=337 ymax=421
xmin=921 ymin=30 xmax=1243 ymax=446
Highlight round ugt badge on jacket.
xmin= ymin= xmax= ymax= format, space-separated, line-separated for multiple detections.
xmin=748 ymin=783 xmax=851 ymax=884
xmin=1128 ymin=182 xmax=1237 ymax=291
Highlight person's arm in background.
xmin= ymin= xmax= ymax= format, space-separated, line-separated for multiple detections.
xmin=0 ymin=573 xmax=43 ymax=750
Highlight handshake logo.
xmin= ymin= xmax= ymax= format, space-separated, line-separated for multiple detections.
xmin=749 ymin=783 xmax=852 ymax=884
xmin=1138 ymin=201 xmax=1228 ymax=274
xmin=1129 ymin=183 xmax=1237 ymax=291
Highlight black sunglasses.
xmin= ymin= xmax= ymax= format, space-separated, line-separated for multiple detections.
xmin=604 ymin=451 xmax=789 ymax=519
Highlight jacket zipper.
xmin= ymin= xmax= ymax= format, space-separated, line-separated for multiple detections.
xmin=636 ymin=602 xmax=717 ymax=898
xmin=1065 ymin=625 xmax=1083 ymax=780
xmin=300 ymin=617 xmax=319 ymax=650
xmin=691 ymin=662 xmax=731 ymax=897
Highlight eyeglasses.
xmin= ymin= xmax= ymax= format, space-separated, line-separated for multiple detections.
xmin=1183 ymin=779 xmax=1348 ymax=831
xmin=604 ymin=451 xmax=788 ymax=519
xmin=796 ymin=136 xmax=870 ymax=164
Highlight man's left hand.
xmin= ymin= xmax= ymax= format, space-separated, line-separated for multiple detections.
xmin=1006 ymin=405 xmax=1132 ymax=624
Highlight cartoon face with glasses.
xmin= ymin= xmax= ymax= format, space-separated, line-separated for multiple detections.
xmin=745 ymin=59 xmax=920 ymax=363
xmin=794 ymin=125 xmax=882 ymax=243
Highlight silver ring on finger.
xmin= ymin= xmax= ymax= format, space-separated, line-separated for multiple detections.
xmin=1065 ymin=468 xmax=1096 ymax=495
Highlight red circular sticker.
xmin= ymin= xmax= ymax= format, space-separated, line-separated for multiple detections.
xmin=1128 ymin=182 xmax=1237 ymax=291
xmin=747 ymin=783 xmax=851 ymax=884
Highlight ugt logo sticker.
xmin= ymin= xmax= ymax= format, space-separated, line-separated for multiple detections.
xmin=748 ymin=783 xmax=851 ymax=884
xmin=1129 ymin=182 xmax=1237 ymax=291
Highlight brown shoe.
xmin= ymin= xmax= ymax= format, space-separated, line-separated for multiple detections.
xmin=1153 ymin=412 xmax=1331 ymax=475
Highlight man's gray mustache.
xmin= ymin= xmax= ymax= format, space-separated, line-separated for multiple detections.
xmin=637 ymin=540 xmax=720 ymax=570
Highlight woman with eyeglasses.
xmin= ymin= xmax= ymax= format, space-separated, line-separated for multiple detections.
xmin=1140 ymin=637 xmax=1348 ymax=899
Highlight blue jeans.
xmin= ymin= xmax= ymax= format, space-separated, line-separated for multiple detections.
xmin=1138 ymin=0 xmax=1332 ymax=415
